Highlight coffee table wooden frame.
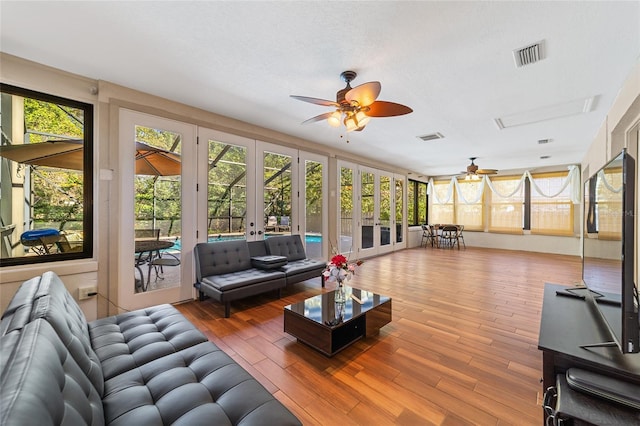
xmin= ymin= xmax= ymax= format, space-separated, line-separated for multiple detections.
xmin=284 ymin=286 xmax=391 ymax=356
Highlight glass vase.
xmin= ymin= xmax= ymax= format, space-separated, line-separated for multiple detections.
xmin=334 ymin=279 xmax=346 ymax=303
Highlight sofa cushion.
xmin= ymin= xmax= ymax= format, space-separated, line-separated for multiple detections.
xmin=88 ymin=304 xmax=207 ymax=381
xmin=101 ymin=341 xmax=300 ymax=426
xmin=201 ymin=268 xmax=286 ymax=291
xmin=280 ymin=258 xmax=327 ymax=275
xmin=0 ymin=320 xmax=105 ymax=426
xmin=195 ymin=240 xmax=252 ymax=280
xmin=0 ymin=275 xmax=41 ymax=335
xmin=264 ymin=235 xmax=307 ymax=262
xmin=0 ymin=271 xmax=105 ymax=397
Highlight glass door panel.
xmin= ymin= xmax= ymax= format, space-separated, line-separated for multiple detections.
xmin=257 ymin=141 xmax=297 ymax=241
xmin=303 ymin=158 xmax=324 ymax=259
xmin=207 ymin=140 xmax=248 ymax=240
xmin=379 ymin=174 xmax=391 ymax=248
xmin=118 ymin=109 xmax=196 ymax=311
xmin=361 ymin=170 xmax=375 ymax=250
xmin=198 ymin=130 xmax=255 ymax=242
xmin=395 ymin=176 xmax=405 ymax=245
xmin=134 ymin=125 xmax=182 ymax=293
xmin=338 ymin=162 xmax=355 ymax=256
xmin=263 ymin=151 xmax=293 ymax=237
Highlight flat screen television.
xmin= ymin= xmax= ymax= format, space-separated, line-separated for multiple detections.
xmin=581 ymin=148 xmax=638 ymax=353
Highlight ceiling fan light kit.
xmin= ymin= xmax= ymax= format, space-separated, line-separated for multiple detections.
xmin=291 ymin=70 xmax=412 ymax=133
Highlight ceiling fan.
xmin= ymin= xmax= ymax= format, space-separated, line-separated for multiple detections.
xmin=462 ymin=157 xmax=497 ymax=179
xmin=290 ymin=70 xmax=413 ymax=132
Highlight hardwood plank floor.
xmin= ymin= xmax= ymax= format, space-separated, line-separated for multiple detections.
xmin=176 ymin=246 xmax=582 ymax=425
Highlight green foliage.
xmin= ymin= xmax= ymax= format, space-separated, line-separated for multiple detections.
xmin=22 ymin=98 xmax=85 ymax=229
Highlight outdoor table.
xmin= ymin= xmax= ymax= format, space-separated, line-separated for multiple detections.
xmin=134 ymin=239 xmax=175 ymax=291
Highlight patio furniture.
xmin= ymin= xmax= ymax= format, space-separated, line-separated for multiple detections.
xmin=265 ymin=215 xmax=277 ymax=232
xmin=20 ymin=228 xmax=61 ymax=255
xmin=278 ymin=215 xmax=291 ymax=232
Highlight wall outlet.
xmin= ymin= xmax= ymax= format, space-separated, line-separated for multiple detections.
xmin=78 ymin=285 xmax=97 ymax=301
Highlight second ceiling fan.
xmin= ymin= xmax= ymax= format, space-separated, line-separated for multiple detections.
xmin=462 ymin=157 xmax=498 ymax=179
xmin=290 ymin=70 xmax=413 ymax=132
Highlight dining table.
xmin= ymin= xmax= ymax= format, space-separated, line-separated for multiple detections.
xmin=134 ymin=239 xmax=175 ymax=291
xmin=430 ymin=224 xmax=460 ymax=248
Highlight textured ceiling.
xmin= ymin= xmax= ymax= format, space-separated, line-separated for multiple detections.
xmin=1 ymin=1 xmax=639 ymax=177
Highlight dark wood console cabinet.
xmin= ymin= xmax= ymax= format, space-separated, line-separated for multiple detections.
xmin=538 ymin=283 xmax=640 ymax=422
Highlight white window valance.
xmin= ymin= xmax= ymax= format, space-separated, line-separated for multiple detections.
xmin=428 ymin=165 xmax=580 ymax=205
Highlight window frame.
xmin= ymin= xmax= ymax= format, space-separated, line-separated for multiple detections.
xmin=407 ymin=179 xmax=428 ymax=226
xmin=0 ymin=83 xmax=93 ymax=267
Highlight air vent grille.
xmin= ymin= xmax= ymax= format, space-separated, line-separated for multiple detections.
xmin=513 ymin=40 xmax=545 ymax=67
xmin=417 ymin=132 xmax=444 ymax=142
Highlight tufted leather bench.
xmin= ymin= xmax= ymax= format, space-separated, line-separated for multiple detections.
xmin=195 ymin=236 xmax=326 ymax=317
xmin=0 ymin=271 xmax=301 ymax=426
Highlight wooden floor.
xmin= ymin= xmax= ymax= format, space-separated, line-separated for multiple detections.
xmin=176 ymin=246 xmax=582 ymax=425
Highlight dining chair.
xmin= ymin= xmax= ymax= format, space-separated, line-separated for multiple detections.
xmin=439 ymin=225 xmax=459 ymax=249
xmin=455 ymin=225 xmax=466 ymax=249
xmin=420 ymin=224 xmax=436 ymax=247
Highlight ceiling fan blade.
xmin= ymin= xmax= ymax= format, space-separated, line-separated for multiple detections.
xmin=365 ymin=100 xmax=413 ymax=117
xmin=301 ymin=111 xmax=335 ymax=124
xmin=345 ymin=81 xmax=381 ymax=107
xmin=290 ymin=95 xmax=339 ymax=107
xmin=477 ymin=169 xmax=498 ymax=175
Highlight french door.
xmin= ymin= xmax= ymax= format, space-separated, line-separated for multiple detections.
xmin=197 ymin=131 xmax=326 ymax=259
xmin=359 ymin=166 xmax=395 ymax=257
xmin=118 ymin=109 xmax=197 ymax=310
xmin=338 ymin=161 xmax=405 ymax=259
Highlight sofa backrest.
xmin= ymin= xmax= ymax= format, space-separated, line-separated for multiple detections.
xmin=0 ymin=271 xmax=105 ymax=397
xmin=194 ymin=240 xmax=252 ymax=280
xmin=264 ymin=235 xmax=307 ymax=262
xmin=1 ymin=319 xmax=105 ymax=426
xmin=247 ymin=240 xmax=268 ymax=257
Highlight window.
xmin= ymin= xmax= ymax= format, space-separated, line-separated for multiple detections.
xmin=594 ymin=167 xmax=623 ymax=240
xmin=0 ymin=84 xmax=93 ymax=266
xmin=430 ymin=180 xmax=454 ymax=224
xmin=407 ymin=179 xmax=427 ymax=226
xmin=455 ymin=179 xmax=483 ymax=231
xmin=488 ymin=175 xmax=524 ymax=234
xmin=530 ymin=171 xmax=573 ymax=236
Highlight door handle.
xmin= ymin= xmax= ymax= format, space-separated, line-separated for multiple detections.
xmin=258 ymin=230 xmax=263 ymax=235
xmin=249 ymin=231 xmax=255 ymax=236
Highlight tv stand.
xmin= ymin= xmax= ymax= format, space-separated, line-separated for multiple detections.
xmin=538 ymin=283 xmax=640 ymax=421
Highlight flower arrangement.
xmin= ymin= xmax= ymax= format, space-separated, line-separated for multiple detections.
xmin=323 ymin=253 xmax=363 ymax=286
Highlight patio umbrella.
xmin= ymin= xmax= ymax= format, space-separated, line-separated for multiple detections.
xmin=0 ymin=139 xmax=84 ymax=170
xmin=0 ymin=139 xmax=181 ymax=176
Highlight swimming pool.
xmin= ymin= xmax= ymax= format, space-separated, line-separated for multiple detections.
xmin=167 ymin=234 xmax=322 ymax=251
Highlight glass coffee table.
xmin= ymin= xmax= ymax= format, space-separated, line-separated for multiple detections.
xmin=284 ymin=285 xmax=392 ymax=356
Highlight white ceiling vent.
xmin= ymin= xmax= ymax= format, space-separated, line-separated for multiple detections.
xmin=513 ymin=40 xmax=545 ymax=67
xmin=417 ymin=132 xmax=444 ymax=142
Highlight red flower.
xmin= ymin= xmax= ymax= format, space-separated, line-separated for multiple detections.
xmin=330 ymin=254 xmax=348 ymax=268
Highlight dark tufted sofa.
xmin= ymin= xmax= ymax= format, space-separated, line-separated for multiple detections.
xmin=194 ymin=235 xmax=326 ymax=317
xmin=0 ymin=271 xmax=301 ymax=426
